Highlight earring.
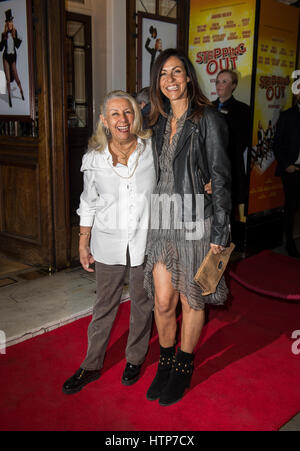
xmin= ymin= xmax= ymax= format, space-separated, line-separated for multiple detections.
xmin=105 ymin=127 xmax=110 ymax=137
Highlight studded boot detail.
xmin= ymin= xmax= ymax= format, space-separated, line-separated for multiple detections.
xmin=159 ymin=347 xmax=194 ymax=406
xmin=146 ymin=345 xmax=176 ymax=401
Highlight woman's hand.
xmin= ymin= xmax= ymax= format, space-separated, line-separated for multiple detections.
xmin=79 ymin=246 xmax=95 ymax=272
xmin=286 ymin=165 xmax=300 ymax=174
xmin=204 ymin=180 xmax=212 ymax=194
xmin=210 ymin=243 xmax=225 ymax=255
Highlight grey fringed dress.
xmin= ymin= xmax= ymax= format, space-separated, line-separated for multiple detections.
xmin=144 ymin=111 xmax=228 ymax=310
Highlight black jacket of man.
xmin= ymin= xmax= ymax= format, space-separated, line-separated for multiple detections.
xmin=213 ymin=96 xmax=252 ymax=204
xmin=273 ymin=104 xmax=300 ymax=176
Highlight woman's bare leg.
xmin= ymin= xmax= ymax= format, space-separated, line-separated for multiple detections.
xmin=153 ymin=262 xmax=179 ymax=347
xmin=180 ymin=294 xmax=205 ymax=353
xmin=146 ymin=263 xmax=178 ymax=401
xmin=153 ymin=263 xmax=205 ymax=351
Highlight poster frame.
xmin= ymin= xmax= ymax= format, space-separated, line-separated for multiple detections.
xmin=0 ymin=0 xmax=35 ymax=122
xmin=137 ymin=12 xmax=178 ymax=92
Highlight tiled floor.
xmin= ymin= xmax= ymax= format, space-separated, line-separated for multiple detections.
xmin=0 ymin=229 xmax=299 ymax=430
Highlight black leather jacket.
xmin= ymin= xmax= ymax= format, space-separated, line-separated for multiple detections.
xmin=152 ymin=104 xmax=232 ymax=246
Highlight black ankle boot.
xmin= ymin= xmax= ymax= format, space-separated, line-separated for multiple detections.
xmin=159 ymin=348 xmax=194 ymax=406
xmin=146 ymin=345 xmax=175 ymax=401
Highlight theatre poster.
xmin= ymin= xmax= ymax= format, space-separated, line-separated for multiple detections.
xmin=248 ymin=0 xmax=299 ymax=215
xmin=188 ymin=0 xmax=256 ymax=105
xmin=188 ymin=0 xmax=300 ymax=218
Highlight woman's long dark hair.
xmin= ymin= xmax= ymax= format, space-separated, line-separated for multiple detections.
xmin=149 ymin=48 xmax=211 ymax=126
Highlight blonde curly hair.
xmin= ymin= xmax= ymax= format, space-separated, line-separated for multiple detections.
xmin=88 ymin=90 xmax=152 ymax=152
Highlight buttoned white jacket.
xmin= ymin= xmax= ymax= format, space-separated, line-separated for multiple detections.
xmin=77 ymin=137 xmax=156 ymax=266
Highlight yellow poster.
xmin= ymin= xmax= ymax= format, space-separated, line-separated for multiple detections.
xmin=248 ymin=0 xmax=299 ymax=215
xmin=188 ymin=0 xmax=256 ymax=105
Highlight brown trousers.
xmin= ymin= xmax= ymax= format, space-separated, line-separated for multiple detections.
xmin=81 ymin=258 xmax=153 ymax=370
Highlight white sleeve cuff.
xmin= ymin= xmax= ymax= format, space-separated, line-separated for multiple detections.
xmin=78 ymin=215 xmax=95 ymax=227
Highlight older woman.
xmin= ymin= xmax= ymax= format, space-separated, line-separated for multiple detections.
xmin=63 ymin=91 xmax=155 ymax=394
xmin=144 ymin=49 xmax=231 ymax=406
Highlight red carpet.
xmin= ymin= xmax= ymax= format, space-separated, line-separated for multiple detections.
xmin=230 ymin=250 xmax=300 ymax=300
xmin=1 ymin=277 xmax=300 ymax=431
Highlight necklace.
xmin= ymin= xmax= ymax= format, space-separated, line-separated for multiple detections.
xmin=171 ymin=105 xmax=188 ymax=122
xmin=110 ymin=140 xmax=136 ymax=166
xmin=115 ymin=148 xmax=131 ymax=165
xmin=172 ymin=111 xmax=187 ymax=122
xmin=106 ymin=146 xmax=142 ymax=179
xmin=171 ymin=113 xmax=180 ymax=122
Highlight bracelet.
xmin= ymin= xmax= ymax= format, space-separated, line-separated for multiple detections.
xmin=78 ymin=232 xmax=90 ymax=237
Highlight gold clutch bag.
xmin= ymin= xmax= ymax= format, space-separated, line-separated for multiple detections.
xmin=194 ymin=242 xmax=235 ymax=295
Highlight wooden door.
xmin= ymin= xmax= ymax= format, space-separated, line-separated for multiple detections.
xmin=0 ymin=0 xmax=69 ymax=271
xmin=66 ymin=13 xmax=93 ymax=226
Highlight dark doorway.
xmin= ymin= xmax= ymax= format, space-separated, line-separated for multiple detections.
xmin=66 ymin=12 xmax=93 ymax=261
xmin=66 ymin=12 xmax=93 ymax=226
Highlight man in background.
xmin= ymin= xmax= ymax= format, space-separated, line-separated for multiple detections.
xmin=213 ymin=69 xmax=252 ymax=227
xmin=136 ymin=87 xmax=150 ymax=129
xmin=274 ymin=90 xmax=300 ymax=258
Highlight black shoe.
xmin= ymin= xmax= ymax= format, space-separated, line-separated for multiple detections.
xmin=8 ymin=95 xmax=12 ymax=108
xmin=62 ymin=368 xmax=101 ymax=394
xmin=159 ymin=348 xmax=194 ymax=407
xmin=146 ymin=345 xmax=175 ymax=401
xmin=121 ymin=362 xmax=141 ymax=386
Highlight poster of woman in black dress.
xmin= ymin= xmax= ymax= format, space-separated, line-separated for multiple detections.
xmin=0 ymin=8 xmax=24 ymax=108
